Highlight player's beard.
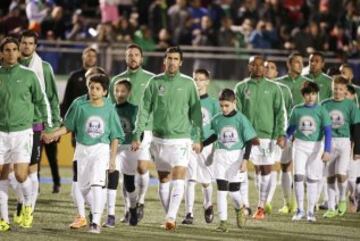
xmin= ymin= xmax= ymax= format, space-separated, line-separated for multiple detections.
xmin=128 ymin=62 xmax=140 ymax=70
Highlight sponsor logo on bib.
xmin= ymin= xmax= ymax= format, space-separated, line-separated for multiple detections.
xmin=299 ymin=116 xmax=316 ymax=136
xmin=201 ymin=107 xmax=211 ymax=126
xmin=220 ymin=126 xmax=239 ymax=148
xmin=329 ymin=110 xmax=344 ymax=129
xmin=86 ymin=116 xmax=105 ymax=138
xmin=120 ymin=117 xmax=132 ymax=134
xmin=158 ymin=85 xmax=166 ymax=96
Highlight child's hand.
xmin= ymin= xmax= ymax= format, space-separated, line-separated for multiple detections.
xmin=42 ymin=132 xmax=54 ymax=144
xmin=251 ymin=138 xmax=260 ymax=146
xmin=322 ymin=152 xmax=331 ymax=162
xmin=131 ymin=140 xmax=141 ymax=151
xmin=240 ymin=160 xmax=247 ymax=172
xmin=276 ymin=136 xmax=286 ymax=149
xmin=109 ymin=159 xmax=116 ymax=173
xmin=192 ymin=143 xmax=203 ymax=154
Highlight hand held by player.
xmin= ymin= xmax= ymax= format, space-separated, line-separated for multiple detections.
xmin=251 ymin=138 xmax=260 ymax=146
xmin=240 ymin=160 xmax=247 ymax=172
xmin=108 ymin=159 xmax=116 ymax=173
xmin=276 ymin=136 xmax=286 ymax=149
xmin=192 ymin=143 xmax=203 ymax=154
xmin=321 ymin=152 xmax=331 ymax=162
xmin=131 ymin=140 xmax=141 ymax=151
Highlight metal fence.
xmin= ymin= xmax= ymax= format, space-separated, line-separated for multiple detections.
xmin=37 ymin=40 xmax=360 ymax=84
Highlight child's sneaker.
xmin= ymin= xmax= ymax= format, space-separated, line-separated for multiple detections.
xmin=216 ymin=220 xmax=228 ymax=232
xmin=0 ymin=220 xmax=10 ymax=232
xmin=337 ymin=201 xmax=347 ymax=216
xmin=88 ymin=223 xmax=101 ymax=234
xmin=69 ymin=215 xmax=87 ymax=229
xmin=307 ymin=212 xmax=316 ymax=223
xmin=103 ymin=215 xmax=115 ymax=228
xmin=292 ymin=209 xmax=305 ymax=221
xmin=323 ymin=209 xmax=337 ymax=218
xmin=252 ymin=207 xmax=265 ymax=220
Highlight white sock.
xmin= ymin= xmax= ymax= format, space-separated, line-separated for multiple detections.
xmin=0 ymin=180 xmax=9 ymax=223
xmin=259 ymin=174 xmax=271 ymax=207
xmin=337 ymin=180 xmax=347 ymax=202
xmin=254 ymin=173 xmax=260 ymax=193
xmin=127 ymin=190 xmax=138 ymax=209
xmin=20 ymin=177 xmax=32 ymax=206
xmin=306 ymin=181 xmax=318 ymax=214
xmin=107 ymin=189 xmax=117 ymax=216
xmin=71 ymin=181 xmax=85 ymax=217
xmin=122 ymin=184 xmax=129 ymax=214
xmin=323 ymin=180 xmax=328 ymax=202
xmin=185 ymin=180 xmax=196 ymax=214
xmin=137 ymin=172 xmax=149 ymax=204
xmin=29 ymin=172 xmax=39 ymax=210
xmin=294 ymin=181 xmax=304 ymax=211
xmin=317 ymin=178 xmax=326 ymax=204
xmin=202 ymin=184 xmax=213 ymax=209
xmin=217 ymin=190 xmax=228 ymax=221
xmin=91 ymin=186 xmax=105 ymax=225
xmin=327 ymin=183 xmax=336 ymax=210
xmin=85 ymin=190 xmax=93 ymax=211
xmin=158 ymin=182 xmax=170 ymax=213
xmin=229 ymin=190 xmax=241 ymax=209
xmin=240 ymin=173 xmax=249 ymax=207
xmin=267 ymin=171 xmax=277 ymax=204
xmin=281 ymin=171 xmax=292 ymax=205
xmin=348 ymin=178 xmax=356 ymax=197
xmin=166 ymin=180 xmax=185 ymax=220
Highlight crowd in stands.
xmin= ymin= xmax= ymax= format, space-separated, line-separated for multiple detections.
xmin=0 ymin=0 xmax=359 ymax=58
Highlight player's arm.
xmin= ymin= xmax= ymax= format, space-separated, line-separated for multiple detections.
xmin=240 ymin=114 xmax=257 ymax=171
xmin=321 ymin=108 xmax=332 ymax=161
xmin=30 ymin=71 xmax=52 ymax=130
xmin=234 ymin=84 xmax=243 ymax=112
xmin=351 ymin=106 xmax=360 ymax=159
xmin=132 ymin=80 xmax=153 ymax=150
xmin=44 ymin=62 xmax=61 ymax=128
xmin=189 ymin=81 xmax=203 ymax=153
xmin=109 ymin=138 xmax=119 ymax=172
xmin=273 ymin=85 xmax=286 ymax=148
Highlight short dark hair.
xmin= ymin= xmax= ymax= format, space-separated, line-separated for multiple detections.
xmin=88 ymin=74 xmax=109 ymax=92
xmin=301 ymin=81 xmax=319 ymax=95
xmin=194 ymin=68 xmax=210 ymax=79
xmin=346 ymin=84 xmax=355 ymax=95
xmin=310 ymin=51 xmax=325 ymax=62
xmin=85 ymin=66 xmax=106 ymax=79
xmin=249 ymin=55 xmax=264 ymax=64
xmin=333 ymin=75 xmax=349 ymax=85
xmin=219 ymin=88 xmax=235 ymax=101
xmin=126 ymin=43 xmax=143 ymax=56
xmin=20 ymin=30 xmax=39 ymax=44
xmin=115 ymin=79 xmax=132 ymax=91
xmin=82 ymin=46 xmax=97 ymax=55
xmin=0 ymin=37 xmax=19 ymax=51
xmin=288 ymin=52 xmax=302 ymax=63
xmin=165 ymin=46 xmax=183 ymax=61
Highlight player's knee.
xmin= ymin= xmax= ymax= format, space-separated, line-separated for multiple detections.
xmin=294 ymin=174 xmax=304 ymax=182
xmin=336 ymin=174 xmax=347 ymax=183
xmin=107 ymin=170 xmax=119 ymax=190
xmin=137 ymin=162 xmax=148 ymax=174
xmin=356 ymin=177 xmax=360 ymax=184
xmin=216 ymin=179 xmax=228 ymax=191
xmin=327 ymin=176 xmax=336 ymax=184
xmin=15 ymin=172 xmax=27 ymax=183
xmin=72 ymin=161 xmax=78 ymax=182
xmin=306 ymin=177 xmax=317 ymax=183
xmin=281 ymin=163 xmax=291 ymax=172
xmin=124 ymin=174 xmax=135 ymax=192
xmin=229 ymin=182 xmax=240 ymax=192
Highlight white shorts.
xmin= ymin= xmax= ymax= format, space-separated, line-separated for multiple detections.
xmin=293 ymin=139 xmax=324 ymax=180
xmin=0 ymin=129 xmax=33 ymax=165
xmin=117 ymin=144 xmax=140 ymax=175
xmin=250 ymin=139 xmax=277 ymax=166
xmin=327 ymin=138 xmax=351 ymax=176
xmin=74 ymin=143 xmax=109 ymax=190
xmin=150 ymin=137 xmax=192 ymax=172
xmin=213 ymin=149 xmax=244 ymax=183
xmin=187 ymin=144 xmax=214 ymax=184
xmin=138 ymin=130 xmax=152 ymax=161
xmin=280 ymin=142 xmax=293 ymax=164
xmin=348 ymin=158 xmax=360 ymax=180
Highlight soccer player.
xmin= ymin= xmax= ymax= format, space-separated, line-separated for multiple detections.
xmin=287 ymin=81 xmax=332 ymax=223
xmin=132 ymin=46 xmax=202 ymax=231
xmin=9 ymin=30 xmax=61 ymax=225
xmin=322 ymin=76 xmax=360 ymax=218
xmin=264 ymin=60 xmax=293 ymax=214
xmin=43 ymin=74 xmax=124 ymax=233
xmin=104 ymin=79 xmax=139 ymax=227
xmin=203 ymin=89 xmax=257 ymax=232
xmin=340 ymin=63 xmax=360 ymax=106
xmin=276 ymin=52 xmax=310 ymax=214
xmin=305 ymin=52 xmax=333 ymax=101
xmin=182 ymin=69 xmax=219 ymax=225
xmin=234 ymin=55 xmax=286 ymax=220
xmin=0 ymin=37 xmax=50 ymax=231
xmin=109 ymin=44 xmax=155 ymax=222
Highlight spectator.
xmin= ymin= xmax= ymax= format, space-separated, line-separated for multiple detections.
xmin=235 ymin=0 xmax=258 ymax=25
xmin=117 ymin=0 xmax=133 ymax=18
xmin=207 ymin=0 xmax=225 ymax=30
xmin=328 ymin=23 xmax=352 ymax=53
xmin=99 ymin=0 xmax=120 ymax=24
xmin=339 ymin=0 xmax=360 ymax=40
xmin=148 ymin=0 xmax=167 ymax=41
xmin=0 ymin=4 xmax=27 ymax=35
xmin=26 ymin=0 xmax=51 ymax=33
xmin=167 ymin=0 xmax=191 ymax=45
xmin=134 ymin=25 xmax=156 ymax=52
xmin=96 ymin=22 xmax=115 ymax=43
xmin=177 ymin=16 xmax=193 ymax=45
xmin=41 ymin=6 xmax=66 ymax=40
xmin=66 ymin=9 xmax=88 ymax=41
xmin=157 ymin=28 xmax=172 ymax=50
xmin=113 ymin=17 xmax=134 ymax=43
xmin=218 ymin=16 xmax=236 ymax=47
xmin=189 ymin=0 xmax=208 ymax=30
xmin=249 ymin=19 xmax=278 ymax=49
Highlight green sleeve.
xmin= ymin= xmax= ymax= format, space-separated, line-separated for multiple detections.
xmin=273 ymin=85 xmax=286 ymax=137
xmin=64 ymin=103 xmax=77 ymax=132
xmin=189 ymin=81 xmax=203 ymax=143
xmin=109 ymin=76 xmax=117 ymax=104
xmin=351 ymin=102 xmax=360 ymax=124
xmin=30 ymin=72 xmax=51 ymax=130
xmin=289 ymin=108 xmax=297 ymax=126
xmin=109 ymin=107 xmax=125 ymax=143
xmin=43 ymin=62 xmax=61 ymax=128
xmin=133 ymin=81 xmax=153 ymax=141
xmin=240 ymin=114 xmax=257 ymax=142
xmin=234 ymin=84 xmax=243 ymax=112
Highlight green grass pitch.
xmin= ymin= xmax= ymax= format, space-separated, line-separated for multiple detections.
xmin=2 ymin=167 xmax=359 ymax=241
